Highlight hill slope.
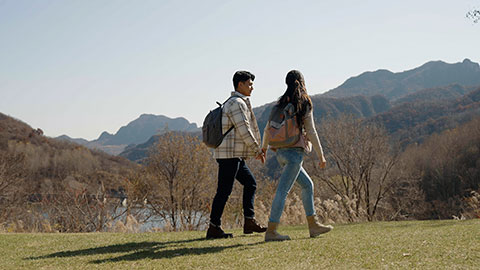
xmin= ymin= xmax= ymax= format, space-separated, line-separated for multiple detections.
xmin=370 ymin=87 xmax=480 ymax=146
xmin=393 ymin=84 xmax=477 ymax=105
xmin=0 ymin=112 xmax=134 ymax=195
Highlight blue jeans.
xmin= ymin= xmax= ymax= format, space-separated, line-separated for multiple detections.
xmin=269 ymin=148 xmax=315 ymax=223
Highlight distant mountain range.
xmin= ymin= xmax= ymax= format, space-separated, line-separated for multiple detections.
xmin=55 ymin=58 xmax=480 ymax=161
xmin=323 ymin=59 xmax=480 ymax=100
xmin=57 ymin=114 xmax=199 ymax=155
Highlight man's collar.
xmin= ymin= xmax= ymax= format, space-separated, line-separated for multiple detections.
xmin=232 ymin=91 xmax=248 ymax=98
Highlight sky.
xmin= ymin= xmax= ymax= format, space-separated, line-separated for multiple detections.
xmin=1 ymin=0 xmax=479 ymax=140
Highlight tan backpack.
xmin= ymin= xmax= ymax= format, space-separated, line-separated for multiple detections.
xmin=266 ymin=103 xmax=301 ymax=148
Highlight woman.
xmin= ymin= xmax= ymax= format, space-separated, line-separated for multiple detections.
xmin=262 ymin=70 xmax=332 ymax=241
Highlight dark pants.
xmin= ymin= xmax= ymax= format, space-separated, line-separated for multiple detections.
xmin=209 ymin=158 xmax=257 ymax=227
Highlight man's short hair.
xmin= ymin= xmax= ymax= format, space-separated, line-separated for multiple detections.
xmin=233 ymin=71 xmax=255 ymax=90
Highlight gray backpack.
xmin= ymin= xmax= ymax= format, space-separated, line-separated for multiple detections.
xmin=202 ymin=97 xmax=234 ymax=148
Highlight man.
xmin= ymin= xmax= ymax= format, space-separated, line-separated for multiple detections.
xmin=206 ymin=70 xmax=267 ymax=239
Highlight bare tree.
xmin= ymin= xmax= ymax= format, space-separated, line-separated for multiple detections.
xmin=0 ymin=151 xmax=26 ymax=224
xmin=146 ymin=132 xmax=216 ymax=231
xmin=312 ymin=115 xmax=400 ymax=221
xmin=397 ymin=117 xmax=480 ymax=219
xmin=467 ymin=9 xmax=480 ymax=23
xmin=40 ymin=172 xmax=129 ymax=233
xmin=41 ymin=186 xmax=108 ymax=232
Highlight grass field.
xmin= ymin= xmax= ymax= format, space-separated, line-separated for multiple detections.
xmin=1 ymin=219 xmax=479 ymax=269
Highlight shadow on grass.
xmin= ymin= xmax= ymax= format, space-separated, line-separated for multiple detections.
xmin=25 ymin=236 xmax=265 ymax=263
xmin=90 ymin=243 xmax=249 ymax=263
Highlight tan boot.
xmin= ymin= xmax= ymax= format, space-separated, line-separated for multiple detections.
xmin=307 ymin=215 xmax=333 ymax=238
xmin=265 ymin=222 xmax=290 ymax=242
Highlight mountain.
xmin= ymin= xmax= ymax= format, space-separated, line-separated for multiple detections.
xmin=58 ymin=114 xmax=200 ymax=155
xmin=93 ymin=114 xmax=199 ymax=146
xmin=323 ymin=59 xmax=480 ymax=100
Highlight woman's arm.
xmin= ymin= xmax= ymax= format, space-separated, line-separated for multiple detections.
xmin=261 ymin=123 xmax=270 ymax=151
xmin=303 ymin=109 xmax=326 ymax=162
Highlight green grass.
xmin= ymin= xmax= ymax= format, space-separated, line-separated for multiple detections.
xmin=1 ymin=219 xmax=479 ymax=269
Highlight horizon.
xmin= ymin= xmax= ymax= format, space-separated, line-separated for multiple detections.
xmin=1 ymin=0 xmax=479 ymax=140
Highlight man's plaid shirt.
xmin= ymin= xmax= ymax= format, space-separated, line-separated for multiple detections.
xmin=214 ymin=91 xmax=262 ymax=159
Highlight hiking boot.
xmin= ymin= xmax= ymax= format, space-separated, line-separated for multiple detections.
xmin=206 ymin=224 xmax=233 ymax=239
xmin=243 ymin=218 xmax=267 ymax=234
xmin=307 ymin=215 xmax=333 ymax=238
xmin=264 ymin=222 xmax=290 ymax=242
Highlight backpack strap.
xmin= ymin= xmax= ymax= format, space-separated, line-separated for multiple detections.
xmin=224 ymin=125 xmax=234 ymax=136
xmin=224 ymin=95 xmax=237 ymax=104
xmin=219 ymin=96 xmax=236 ymax=136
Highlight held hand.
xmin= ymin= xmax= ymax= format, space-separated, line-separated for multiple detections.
xmin=260 ymin=154 xmax=266 ymax=164
xmin=261 ymin=148 xmax=267 ymax=160
xmin=318 ymin=160 xmax=326 ymax=169
xmin=255 ymin=152 xmax=265 ymax=164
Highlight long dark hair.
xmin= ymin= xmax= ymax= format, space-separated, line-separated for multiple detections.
xmin=277 ymin=70 xmax=312 ymax=129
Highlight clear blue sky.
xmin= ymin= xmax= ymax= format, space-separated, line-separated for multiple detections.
xmin=1 ymin=0 xmax=479 ymax=140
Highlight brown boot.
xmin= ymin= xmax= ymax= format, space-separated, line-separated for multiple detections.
xmin=206 ymin=224 xmax=233 ymax=239
xmin=264 ymin=222 xmax=290 ymax=242
xmin=244 ymin=218 xmax=267 ymax=234
xmin=306 ymin=215 xmax=333 ymax=238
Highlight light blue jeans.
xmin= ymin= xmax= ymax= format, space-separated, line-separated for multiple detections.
xmin=269 ymin=147 xmax=315 ymax=223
